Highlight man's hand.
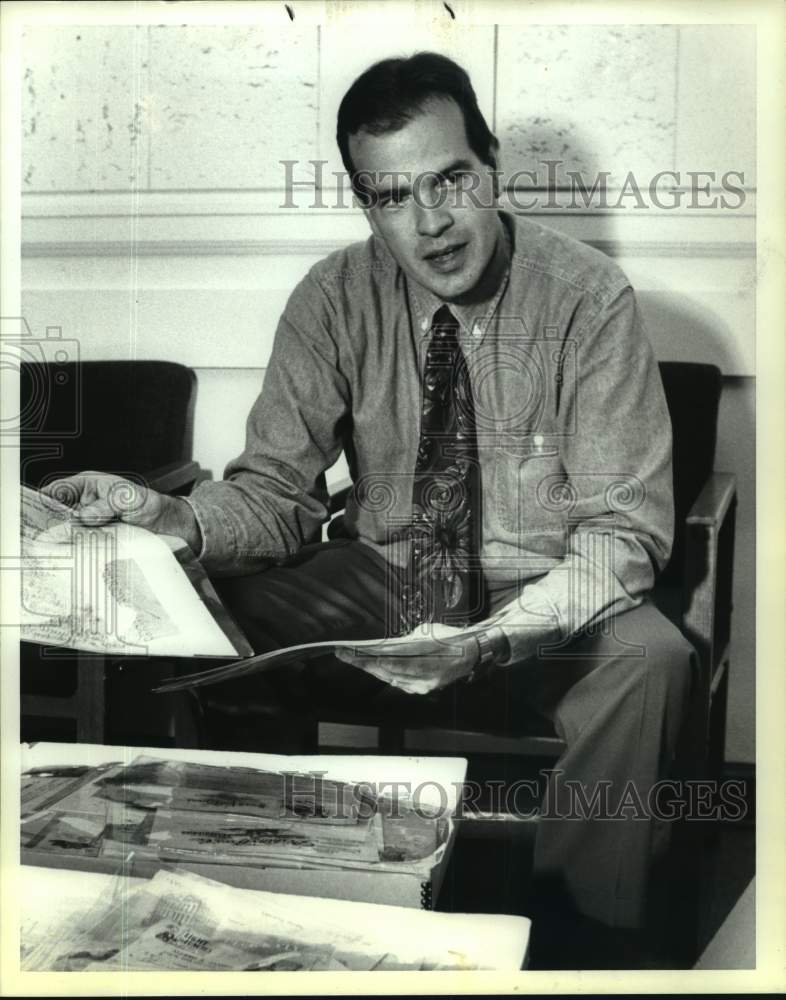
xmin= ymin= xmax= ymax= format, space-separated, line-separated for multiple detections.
xmin=335 ymin=623 xmax=481 ymax=696
xmin=40 ymin=472 xmax=201 ymax=550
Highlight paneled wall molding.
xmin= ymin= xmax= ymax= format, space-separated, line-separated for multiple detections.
xmin=22 ymin=239 xmax=357 ymax=259
xmin=22 ymin=190 xmax=757 ymax=260
xmin=20 ymin=189 xmax=759 ymax=218
xmin=21 ymin=237 xmax=756 ymax=260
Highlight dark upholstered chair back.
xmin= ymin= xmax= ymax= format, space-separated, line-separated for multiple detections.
xmin=657 ymin=361 xmax=722 ymax=584
xmin=20 ymin=360 xmax=197 ymax=489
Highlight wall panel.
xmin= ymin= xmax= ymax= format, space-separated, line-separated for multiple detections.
xmin=192 ymin=367 xmax=265 ymax=479
xmin=675 ymin=25 xmax=756 ymax=184
xmin=496 ymin=25 xmax=679 ymax=188
xmin=193 ymin=367 xmax=350 ymax=487
xmin=22 ymin=25 xmax=151 ymax=192
xmin=147 ymin=25 xmax=319 ymax=190
xmin=20 ymin=287 xmax=286 ymax=368
xmin=21 ymin=214 xmax=756 ymax=376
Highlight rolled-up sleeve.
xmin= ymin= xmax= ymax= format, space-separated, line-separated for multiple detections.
xmin=493 ymin=287 xmax=674 ymax=663
xmin=187 ymin=270 xmax=349 ymax=576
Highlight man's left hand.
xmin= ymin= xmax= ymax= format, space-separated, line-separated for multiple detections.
xmin=335 ymin=623 xmax=480 ymax=695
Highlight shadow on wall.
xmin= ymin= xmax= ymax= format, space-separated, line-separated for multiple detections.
xmin=637 ymin=293 xmax=747 ymax=375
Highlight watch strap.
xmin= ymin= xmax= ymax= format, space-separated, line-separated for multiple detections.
xmin=466 ymin=626 xmax=510 ymax=684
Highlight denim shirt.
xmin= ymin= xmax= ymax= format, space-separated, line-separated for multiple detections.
xmin=188 ymin=212 xmax=674 ymax=663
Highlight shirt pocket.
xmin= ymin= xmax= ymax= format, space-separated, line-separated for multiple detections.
xmin=492 ymin=436 xmax=565 ymax=541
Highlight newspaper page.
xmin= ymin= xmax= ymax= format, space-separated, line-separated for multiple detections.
xmin=21 ymin=867 xmax=499 ymax=972
xmin=146 ymin=808 xmax=382 ymax=865
xmin=153 ymin=621 xmax=492 ymax=693
xmin=91 ymin=755 xmax=373 ymax=824
xmin=21 ymin=764 xmax=97 ymax=817
xmin=21 ymin=754 xmax=449 ymax=875
xmin=21 ymin=754 xmax=450 ymax=874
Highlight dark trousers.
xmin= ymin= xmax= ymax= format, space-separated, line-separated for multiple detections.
xmin=212 ymin=538 xmax=695 ymax=929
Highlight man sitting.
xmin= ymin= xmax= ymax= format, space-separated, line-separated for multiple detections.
xmin=47 ymin=52 xmax=695 ymax=960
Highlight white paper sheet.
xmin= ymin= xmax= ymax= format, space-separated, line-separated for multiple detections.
xmin=20 ymin=866 xmax=530 ymax=972
xmin=20 ymin=486 xmax=237 ymax=656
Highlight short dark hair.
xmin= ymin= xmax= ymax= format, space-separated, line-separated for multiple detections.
xmin=336 ymin=52 xmax=499 ymax=195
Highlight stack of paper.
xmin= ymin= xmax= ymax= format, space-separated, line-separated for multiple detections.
xmin=21 ymin=866 xmax=528 ymax=972
xmin=21 ymin=755 xmax=449 ymax=877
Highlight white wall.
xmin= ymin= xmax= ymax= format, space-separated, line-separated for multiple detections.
xmin=19 ymin=22 xmax=756 ymax=762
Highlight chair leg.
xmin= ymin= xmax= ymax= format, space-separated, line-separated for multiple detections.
xmin=658 ymin=666 xmax=710 ymax=967
xmin=708 ymin=661 xmax=730 ymax=787
xmin=664 ymin=805 xmax=705 ymax=967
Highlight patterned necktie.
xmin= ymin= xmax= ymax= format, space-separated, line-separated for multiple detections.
xmin=403 ymin=305 xmax=482 ymax=632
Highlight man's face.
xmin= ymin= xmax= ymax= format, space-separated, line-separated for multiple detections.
xmin=348 ymin=98 xmax=501 ymax=303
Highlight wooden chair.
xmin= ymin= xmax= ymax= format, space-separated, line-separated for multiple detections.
xmin=20 ymin=360 xmax=201 ymax=743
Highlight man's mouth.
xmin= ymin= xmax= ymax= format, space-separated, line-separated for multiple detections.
xmin=423 ymin=242 xmax=468 ymax=273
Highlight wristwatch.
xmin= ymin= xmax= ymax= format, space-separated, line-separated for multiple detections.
xmin=466 ymin=625 xmax=511 ymax=684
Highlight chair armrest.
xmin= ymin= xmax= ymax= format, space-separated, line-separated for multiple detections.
xmin=683 ymin=473 xmax=737 ymax=644
xmin=147 ymin=460 xmax=201 ymax=495
xmin=682 ymin=471 xmax=737 ymax=757
xmin=686 ymin=472 xmax=736 ymax=528
xmin=327 ymin=476 xmax=353 ymax=515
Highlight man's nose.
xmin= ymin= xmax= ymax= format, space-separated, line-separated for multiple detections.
xmin=414 ymin=198 xmax=453 ymax=238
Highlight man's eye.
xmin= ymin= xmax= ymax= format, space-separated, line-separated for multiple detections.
xmin=443 ymin=172 xmax=473 ymax=190
xmin=441 ymin=173 xmax=466 ymax=189
xmin=381 ymin=192 xmax=410 ymax=210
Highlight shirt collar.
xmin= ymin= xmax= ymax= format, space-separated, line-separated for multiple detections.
xmin=407 ymin=214 xmax=512 ymax=344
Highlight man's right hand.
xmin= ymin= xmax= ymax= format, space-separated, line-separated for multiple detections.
xmin=40 ymin=473 xmax=202 ymax=551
